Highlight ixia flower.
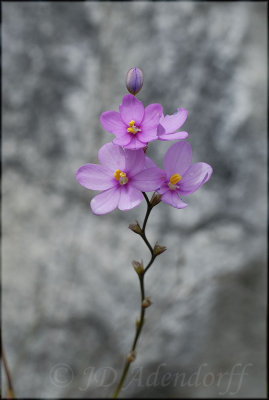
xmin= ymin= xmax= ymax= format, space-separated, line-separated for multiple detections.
xmin=76 ymin=142 xmax=164 ymax=215
xmin=100 ymin=94 xmax=162 ymax=150
xmin=158 ymin=141 xmax=212 ymax=209
xmin=157 ymin=108 xmax=189 ymax=141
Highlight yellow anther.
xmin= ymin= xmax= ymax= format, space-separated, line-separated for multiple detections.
xmin=169 ymin=173 xmax=182 ymax=185
xmin=127 ymin=122 xmax=141 ymax=135
xmin=127 ymin=127 xmax=135 ymax=133
xmin=114 ymin=169 xmax=128 ymax=185
xmin=114 ymin=169 xmax=122 ymax=180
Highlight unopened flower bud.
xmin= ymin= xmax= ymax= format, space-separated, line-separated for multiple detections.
xmin=127 ymin=350 xmax=136 ymax=363
xmin=132 ymin=260 xmax=144 ymax=275
xmin=142 ymin=296 xmax=152 ymax=308
xmin=126 ymin=67 xmax=144 ymax=95
xmin=129 ymin=221 xmax=142 ymax=235
xmin=153 ymin=242 xmax=167 ymax=256
xmin=150 ymin=192 xmax=162 ymax=207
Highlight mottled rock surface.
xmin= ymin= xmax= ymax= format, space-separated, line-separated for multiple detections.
xmin=2 ymin=2 xmax=266 ymax=398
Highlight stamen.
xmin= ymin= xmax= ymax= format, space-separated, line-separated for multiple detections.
xmin=169 ymin=173 xmax=182 ymax=185
xmin=127 ymin=127 xmax=135 ymax=133
xmin=168 ymin=173 xmax=182 ymax=190
xmin=127 ymin=120 xmax=141 ymax=135
xmin=114 ymin=169 xmax=128 ymax=185
xmin=114 ymin=169 xmax=122 ymax=180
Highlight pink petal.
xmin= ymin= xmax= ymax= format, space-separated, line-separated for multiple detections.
xmin=119 ymin=94 xmax=144 ymax=125
xmin=113 ymin=135 xmax=132 ymax=146
xmin=161 ymin=108 xmax=188 ymax=133
xmin=158 ymin=131 xmax=189 ymax=141
xmin=161 ymin=190 xmax=188 ymax=209
xmin=157 ymin=182 xmax=170 ymax=195
xmin=90 ymin=186 xmax=120 ymax=215
xmin=136 ymin=128 xmax=158 ymax=143
xmin=118 ymin=185 xmax=144 ymax=211
xmin=76 ymin=164 xmax=115 ymax=190
xmin=124 ymin=136 xmax=146 ymax=150
xmin=131 ymin=167 xmax=165 ymax=192
xmin=100 ymin=111 xmax=126 ymax=135
xmin=145 ymin=156 xmax=158 ymax=169
xmin=98 ymin=142 xmax=126 ymax=172
xmin=124 ymin=149 xmax=145 ymax=177
xmin=163 ymin=141 xmax=192 ymax=177
xmin=179 ymin=162 xmax=213 ymax=195
xmin=141 ymin=104 xmax=163 ymax=129
xmin=157 ymin=124 xmax=166 ymax=136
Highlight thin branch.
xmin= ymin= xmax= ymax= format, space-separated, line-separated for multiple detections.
xmin=112 ymin=192 xmax=160 ymax=398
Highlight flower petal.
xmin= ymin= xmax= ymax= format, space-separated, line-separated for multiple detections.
xmin=124 ymin=136 xmax=147 ymax=150
xmin=124 ymin=149 xmax=145 ymax=177
xmin=118 ymin=185 xmax=144 ymax=211
xmin=100 ymin=111 xmax=126 ymax=135
xmin=76 ymin=164 xmax=115 ymax=190
xmin=98 ymin=142 xmax=126 ymax=172
xmin=163 ymin=141 xmax=192 ymax=177
xmin=113 ymin=135 xmax=132 ymax=147
xmin=90 ymin=186 xmax=120 ymax=215
xmin=136 ymin=128 xmax=158 ymax=143
xmin=119 ymin=94 xmax=144 ymax=125
xmin=157 ymin=124 xmax=166 ymax=136
xmin=141 ymin=104 xmax=163 ymax=129
xmin=131 ymin=167 xmax=165 ymax=192
xmin=145 ymin=156 xmax=158 ymax=169
xmin=179 ymin=162 xmax=213 ymax=195
xmin=158 ymin=131 xmax=189 ymax=141
xmin=161 ymin=190 xmax=188 ymax=209
xmin=157 ymin=182 xmax=170 ymax=195
xmin=161 ymin=108 xmax=188 ymax=133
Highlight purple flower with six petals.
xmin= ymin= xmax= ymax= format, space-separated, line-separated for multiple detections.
xmin=100 ymin=94 xmax=163 ymax=150
xmin=157 ymin=108 xmax=189 ymax=141
xmin=76 ymin=142 xmax=164 ymax=215
xmin=157 ymin=141 xmax=213 ymax=209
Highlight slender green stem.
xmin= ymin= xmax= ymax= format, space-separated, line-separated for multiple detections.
xmin=1 ymin=340 xmax=15 ymax=399
xmin=112 ymin=193 xmax=158 ymax=398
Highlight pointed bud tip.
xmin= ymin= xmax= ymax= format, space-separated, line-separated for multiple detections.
xmin=132 ymin=260 xmax=144 ymax=275
xmin=150 ymin=192 xmax=162 ymax=207
xmin=143 ymin=145 xmax=148 ymax=153
xmin=127 ymin=350 xmax=136 ymax=362
xmin=153 ymin=242 xmax=167 ymax=256
xmin=142 ymin=296 xmax=152 ymax=308
xmin=129 ymin=221 xmax=143 ymax=235
xmin=126 ymin=67 xmax=144 ymax=95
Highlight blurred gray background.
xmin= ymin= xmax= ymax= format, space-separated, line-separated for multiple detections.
xmin=2 ymin=1 xmax=267 ymax=398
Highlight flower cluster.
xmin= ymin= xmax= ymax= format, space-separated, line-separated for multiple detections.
xmin=76 ymin=72 xmax=212 ymax=215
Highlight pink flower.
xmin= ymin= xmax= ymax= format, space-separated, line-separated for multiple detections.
xmin=76 ymin=143 xmax=164 ymax=215
xmin=158 ymin=141 xmax=213 ymax=209
xmin=157 ymin=108 xmax=189 ymax=141
xmin=100 ymin=94 xmax=163 ymax=150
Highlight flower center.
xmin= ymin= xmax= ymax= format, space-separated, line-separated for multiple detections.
xmin=127 ymin=120 xmax=141 ymax=135
xmin=114 ymin=169 xmax=129 ymax=185
xmin=168 ymin=173 xmax=182 ymax=190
